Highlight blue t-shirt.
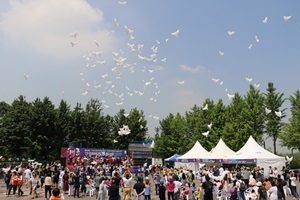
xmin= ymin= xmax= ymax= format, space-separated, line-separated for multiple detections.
xmin=145 ymin=185 xmax=151 ymax=195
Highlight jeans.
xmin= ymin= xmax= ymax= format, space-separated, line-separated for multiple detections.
xmin=168 ymin=192 xmax=174 ymax=200
xmin=291 ymin=186 xmax=299 ymax=198
xmin=237 ymin=191 xmax=245 ymax=200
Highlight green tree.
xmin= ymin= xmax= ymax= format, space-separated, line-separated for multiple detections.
xmin=264 ymin=82 xmax=286 ymax=154
xmin=280 ymin=90 xmax=300 ymax=151
xmin=223 ymin=93 xmax=248 ymax=151
xmin=1 ymin=96 xmax=32 ymax=158
xmin=112 ymin=108 xmax=148 ymax=149
xmin=243 ymin=85 xmax=265 ymax=142
xmin=69 ymin=103 xmax=86 ymax=147
xmin=29 ymin=97 xmax=57 ymax=160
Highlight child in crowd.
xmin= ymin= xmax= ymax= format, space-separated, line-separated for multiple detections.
xmin=50 ymin=188 xmax=65 ymax=200
xmin=159 ymin=180 xmax=166 ymax=200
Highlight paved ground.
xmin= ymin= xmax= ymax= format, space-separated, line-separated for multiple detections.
xmin=0 ymin=178 xmax=298 ymax=200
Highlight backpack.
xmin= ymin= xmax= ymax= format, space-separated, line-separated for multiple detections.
xmin=230 ymin=187 xmax=237 ymax=199
xmin=239 ymin=181 xmax=246 ymax=192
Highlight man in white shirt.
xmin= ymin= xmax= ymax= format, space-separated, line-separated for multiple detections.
xmin=24 ymin=166 xmax=32 ymax=187
xmin=174 ymin=178 xmax=182 ymax=200
xmin=122 ymin=172 xmax=133 ymax=200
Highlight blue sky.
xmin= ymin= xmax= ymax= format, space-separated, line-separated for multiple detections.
xmin=0 ymin=0 xmax=299 ymax=153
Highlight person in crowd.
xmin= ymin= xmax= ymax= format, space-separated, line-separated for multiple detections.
xmin=154 ymin=172 xmax=161 ymax=195
xmin=17 ymin=171 xmax=24 ymax=196
xmin=26 ymin=172 xmax=40 ymax=199
xmin=7 ymin=171 xmax=18 ymax=197
xmin=235 ymin=173 xmax=246 ymax=200
xmin=62 ymin=170 xmax=69 ymax=194
xmin=94 ymin=172 xmax=102 ymax=199
xmin=144 ymin=177 xmax=151 ymax=200
xmin=134 ymin=177 xmax=146 ymax=200
xmin=166 ymin=176 xmax=175 ymax=200
xmin=159 ymin=180 xmax=166 ymax=200
xmin=44 ymin=172 xmax=52 ymax=200
xmin=97 ymin=177 xmax=108 ymax=200
xmin=73 ymin=172 xmax=80 ymax=198
xmin=174 ymin=175 xmax=182 ymax=200
xmin=268 ymin=181 xmax=278 ymax=200
xmin=202 ymin=175 xmax=213 ymax=200
xmin=122 ymin=172 xmax=132 ymax=200
xmin=277 ymin=178 xmax=285 ymax=200
xmin=108 ymin=179 xmax=119 ymax=200
xmin=5 ymin=170 xmax=11 ymax=195
xmin=290 ymin=170 xmax=299 ymax=199
xmin=49 ymin=187 xmax=65 ymax=200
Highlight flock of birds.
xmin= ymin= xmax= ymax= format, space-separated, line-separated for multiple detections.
xmin=20 ymin=1 xmax=296 ymax=141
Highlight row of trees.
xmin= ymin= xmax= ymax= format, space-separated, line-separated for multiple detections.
xmin=0 ymin=82 xmax=299 ymax=162
xmin=0 ymin=97 xmax=148 ymax=161
xmin=153 ymin=82 xmax=300 ymax=159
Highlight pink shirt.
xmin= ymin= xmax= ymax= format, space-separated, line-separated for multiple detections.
xmin=167 ymin=181 xmax=175 ymax=192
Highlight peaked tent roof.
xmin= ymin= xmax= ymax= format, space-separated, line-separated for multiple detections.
xmin=165 ymin=154 xmax=181 ymax=162
xmin=209 ymin=138 xmax=236 ymax=159
xmin=229 ymin=136 xmax=283 ymax=159
xmin=176 ymin=140 xmax=209 ymax=160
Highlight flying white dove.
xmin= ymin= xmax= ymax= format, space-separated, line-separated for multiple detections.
xmin=119 ymin=1 xmax=126 ymax=6
xmin=262 ymin=17 xmax=268 ymax=24
xmin=70 ymin=41 xmax=77 ymax=47
xmin=202 ymin=131 xmax=210 ymax=137
xmin=275 ymin=111 xmax=282 ymax=118
xmin=23 ymin=73 xmax=29 ymax=80
xmin=253 ymin=83 xmax=260 ymax=89
xmin=69 ymin=31 xmax=78 ymax=38
xmin=202 ymin=104 xmax=208 ymax=110
xmin=212 ymin=78 xmax=220 ymax=83
xmin=178 ymin=81 xmax=185 ymax=85
xmin=227 ymin=93 xmax=234 ymax=100
xmin=265 ymin=108 xmax=272 ymax=114
xmin=227 ymin=31 xmax=235 ymax=36
xmin=113 ymin=139 xmax=118 ymax=143
xmin=114 ymin=18 xmax=119 ymax=27
xmin=218 ymin=51 xmax=225 ymax=56
xmin=82 ymin=91 xmax=88 ymax=96
xmin=245 ymin=77 xmax=252 ymax=83
xmin=123 ymin=113 xmax=129 ymax=117
xmin=208 ymin=122 xmax=213 ymax=129
xmin=248 ymin=44 xmax=253 ymax=50
xmin=220 ymin=81 xmax=223 ymax=86
xmin=286 ymin=155 xmax=293 ymax=164
xmin=283 ymin=15 xmax=292 ymax=22
xmin=171 ymin=29 xmax=180 ymax=37
xmin=255 ymin=35 xmax=259 ymax=43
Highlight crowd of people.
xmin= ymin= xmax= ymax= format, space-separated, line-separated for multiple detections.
xmin=1 ymin=158 xmax=300 ymax=200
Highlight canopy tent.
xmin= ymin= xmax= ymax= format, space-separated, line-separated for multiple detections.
xmin=225 ymin=136 xmax=285 ymax=176
xmin=209 ymin=138 xmax=236 ymax=159
xmin=165 ymin=154 xmax=181 ymax=162
xmin=175 ymin=140 xmax=221 ymax=171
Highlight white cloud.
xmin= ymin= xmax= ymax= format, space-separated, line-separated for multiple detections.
xmin=179 ymin=64 xmax=205 ymax=73
xmin=0 ymin=0 xmax=117 ymax=59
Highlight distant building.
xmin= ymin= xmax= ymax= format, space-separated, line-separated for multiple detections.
xmin=128 ymin=140 xmax=153 ymax=166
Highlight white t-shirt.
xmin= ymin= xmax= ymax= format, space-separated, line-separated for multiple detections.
xmin=174 ymin=180 xmax=182 ymax=193
xmin=123 ymin=177 xmax=132 ymax=188
xmin=25 ymin=169 xmax=32 ymax=179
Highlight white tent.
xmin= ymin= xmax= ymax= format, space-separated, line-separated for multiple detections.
xmin=210 ymin=138 xmax=236 ymax=159
xmin=226 ymin=136 xmax=285 ymax=176
xmin=175 ymin=140 xmax=212 ymax=171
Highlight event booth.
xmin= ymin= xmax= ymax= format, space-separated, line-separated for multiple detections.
xmin=224 ymin=136 xmax=286 ymax=176
xmin=174 ymin=136 xmax=285 ymax=174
